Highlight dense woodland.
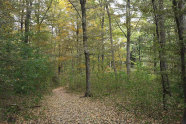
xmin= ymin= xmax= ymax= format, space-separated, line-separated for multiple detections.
xmin=0 ymin=0 xmax=185 ymax=123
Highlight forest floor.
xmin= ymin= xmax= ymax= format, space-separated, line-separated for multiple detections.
xmin=16 ymin=87 xmax=153 ymax=124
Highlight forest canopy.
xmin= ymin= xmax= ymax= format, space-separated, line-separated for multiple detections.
xmin=0 ymin=0 xmax=185 ymax=123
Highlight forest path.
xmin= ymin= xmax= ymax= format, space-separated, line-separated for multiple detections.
xmin=33 ymin=87 xmax=136 ymax=124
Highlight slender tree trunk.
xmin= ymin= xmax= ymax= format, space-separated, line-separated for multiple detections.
xmin=20 ymin=0 xmax=24 ymax=33
xmin=58 ymin=42 xmax=61 ymax=75
xmin=106 ymin=2 xmax=117 ymax=74
xmin=76 ymin=15 xmax=81 ymax=72
xmin=98 ymin=54 xmax=100 ymax=72
xmin=119 ymin=44 xmax=122 ymax=70
xmin=158 ymin=0 xmax=171 ymax=110
xmin=35 ymin=0 xmax=40 ymax=32
xmin=138 ymin=36 xmax=141 ymax=62
xmin=101 ymin=2 xmax=105 ymax=72
xmin=152 ymin=0 xmax=171 ymax=110
xmin=71 ymin=50 xmax=74 ymax=73
xmin=126 ymin=0 xmax=131 ymax=75
xmin=153 ymin=33 xmax=157 ymax=72
xmin=80 ymin=0 xmax=91 ymax=97
xmin=172 ymin=0 xmax=186 ymax=123
xmin=24 ymin=0 xmax=32 ymax=43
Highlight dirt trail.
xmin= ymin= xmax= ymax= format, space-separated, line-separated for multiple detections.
xmin=23 ymin=87 xmax=136 ymax=124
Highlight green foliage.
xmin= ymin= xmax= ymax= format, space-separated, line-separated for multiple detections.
xmin=61 ymin=63 xmax=182 ymax=123
xmin=0 ymin=33 xmax=56 ymax=121
xmin=0 ymin=35 xmax=54 ymax=95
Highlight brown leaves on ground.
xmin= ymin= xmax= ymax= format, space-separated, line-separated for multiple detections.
xmin=16 ymin=87 xmax=148 ymax=124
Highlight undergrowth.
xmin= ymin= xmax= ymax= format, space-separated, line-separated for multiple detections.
xmin=60 ymin=64 xmax=182 ymax=123
xmin=0 ymin=35 xmax=59 ymax=123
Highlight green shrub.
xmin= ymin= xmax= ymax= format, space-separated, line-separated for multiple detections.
xmin=61 ymin=63 xmax=181 ymax=122
xmin=0 ymin=34 xmax=56 ymax=121
xmin=0 ymin=36 xmax=54 ymax=95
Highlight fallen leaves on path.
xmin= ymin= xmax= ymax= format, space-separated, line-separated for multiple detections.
xmin=17 ymin=87 xmax=138 ymax=124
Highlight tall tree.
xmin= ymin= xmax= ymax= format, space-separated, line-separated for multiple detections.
xmin=152 ymin=0 xmax=171 ymax=110
xmin=172 ymin=0 xmax=186 ymax=122
xmin=20 ymin=0 xmax=25 ymax=33
xmin=80 ymin=0 xmax=91 ymax=97
xmin=158 ymin=0 xmax=171 ymax=109
xmin=126 ymin=0 xmax=131 ymax=75
xmin=106 ymin=1 xmax=117 ymax=74
xmin=24 ymin=0 xmax=32 ymax=43
xmin=99 ymin=0 xmax=105 ymax=71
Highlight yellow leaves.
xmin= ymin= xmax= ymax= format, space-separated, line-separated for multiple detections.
xmin=90 ymin=56 xmax=97 ymax=61
xmin=121 ymin=58 xmax=126 ymax=62
xmin=58 ymin=0 xmax=72 ymax=11
xmin=32 ymin=24 xmax=49 ymax=32
xmin=115 ymin=56 xmax=126 ymax=62
xmin=79 ymin=29 xmax=83 ymax=33
xmin=58 ymin=57 xmax=67 ymax=62
xmin=71 ymin=27 xmax=76 ymax=32
xmin=4 ymin=1 xmax=13 ymax=9
xmin=56 ymin=36 xmax=61 ymax=40
xmin=37 ymin=41 xmax=49 ymax=46
xmin=61 ymin=31 xmax=68 ymax=37
xmin=59 ymin=1 xmax=65 ymax=7
xmin=77 ymin=64 xmax=86 ymax=69
xmin=121 ymin=39 xmax=127 ymax=43
xmin=57 ymin=56 xmax=72 ymax=62
xmin=105 ymin=66 xmax=112 ymax=73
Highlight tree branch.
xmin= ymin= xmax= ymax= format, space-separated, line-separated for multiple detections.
xmin=68 ymin=0 xmax=82 ymax=19
xmin=115 ymin=19 xmax=127 ymax=38
xmin=39 ymin=0 xmax=53 ymax=25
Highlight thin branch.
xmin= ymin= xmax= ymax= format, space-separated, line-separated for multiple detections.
xmin=68 ymin=0 xmax=82 ymax=19
xmin=39 ymin=0 xmax=53 ymax=25
xmin=115 ymin=19 xmax=127 ymax=38
xmin=131 ymin=15 xmax=143 ymax=36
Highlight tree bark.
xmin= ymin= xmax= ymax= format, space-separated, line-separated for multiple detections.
xmin=24 ymin=0 xmax=32 ymax=43
xmin=80 ymin=0 xmax=91 ymax=97
xmin=152 ymin=0 xmax=171 ymax=110
xmin=101 ymin=4 xmax=105 ymax=72
xmin=106 ymin=2 xmax=117 ymax=74
xmin=76 ymin=15 xmax=81 ymax=72
xmin=153 ymin=33 xmax=157 ymax=72
xmin=58 ymin=38 xmax=61 ymax=75
xmin=159 ymin=0 xmax=171 ymax=109
xmin=138 ymin=36 xmax=141 ymax=62
xmin=126 ymin=0 xmax=131 ymax=75
xmin=172 ymin=0 xmax=186 ymax=123
xmin=20 ymin=0 xmax=24 ymax=33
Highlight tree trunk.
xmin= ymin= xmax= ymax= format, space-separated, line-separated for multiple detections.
xmin=76 ymin=15 xmax=81 ymax=72
xmin=101 ymin=5 xmax=105 ymax=72
xmin=20 ymin=0 xmax=24 ymax=33
xmin=138 ymin=36 xmax=141 ymax=62
xmin=172 ymin=0 xmax=186 ymax=123
xmin=58 ymin=43 xmax=61 ymax=75
xmin=24 ymin=0 xmax=32 ymax=43
xmin=106 ymin=2 xmax=117 ymax=74
xmin=100 ymin=3 xmax=105 ymax=71
xmin=35 ymin=0 xmax=40 ymax=32
xmin=153 ymin=33 xmax=157 ymax=72
xmin=152 ymin=0 xmax=171 ymax=110
xmin=158 ymin=0 xmax=171 ymax=110
xmin=126 ymin=0 xmax=131 ymax=75
xmin=80 ymin=0 xmax=91 ymax=97
xmin=119 ymin=44 xmax=123 ymax=70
